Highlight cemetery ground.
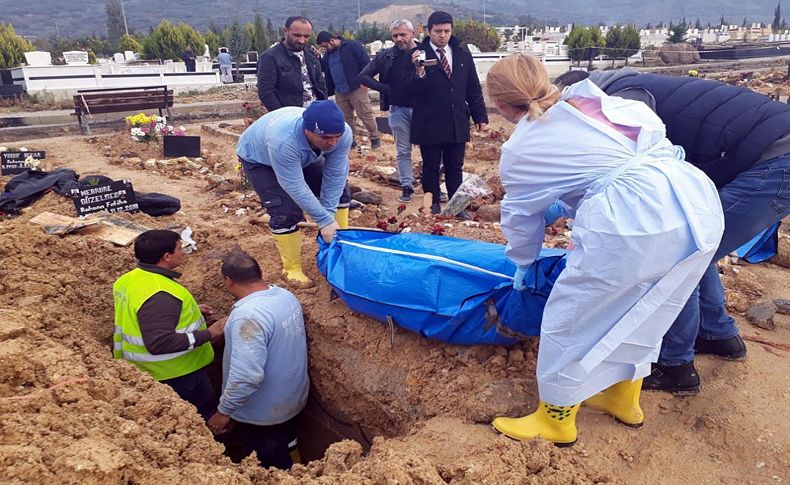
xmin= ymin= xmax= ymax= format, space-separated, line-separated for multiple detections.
xmin=0 ymin=113 xmax=789 ymax=484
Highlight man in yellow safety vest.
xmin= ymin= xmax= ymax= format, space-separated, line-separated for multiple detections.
xmin=113 ymin=229 xmax=226 ymax=420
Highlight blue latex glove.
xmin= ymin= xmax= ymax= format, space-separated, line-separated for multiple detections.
xmin=513 ymin=266 xmax=528 ymax=291
xmin=543 ymin=200 xmax=567 ymax=226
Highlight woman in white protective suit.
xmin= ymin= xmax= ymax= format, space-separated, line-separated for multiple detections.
xmin=487 ymin=54 xmax=724 ymax=446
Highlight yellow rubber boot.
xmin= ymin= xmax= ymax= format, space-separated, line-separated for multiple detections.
xmin=272 ymin=232 xmax=314 ymax=288
xmin=335 ymin=207 xmax=349 ymax=229
xmin=584 ymin=379 xmax=644 ymax=428
xmin=492 ymin=401 xmax=579 ymax=447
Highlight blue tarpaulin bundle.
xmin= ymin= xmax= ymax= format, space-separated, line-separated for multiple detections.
xmin=735 ymin=222 xmax=781 ymax=264
xmin=316 ymin=230 xmax=567 ymax=345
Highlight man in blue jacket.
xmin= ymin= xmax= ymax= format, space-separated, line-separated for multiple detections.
xmin=317 ymin=31 xmax=381 ymax=149
xmin=207 ymin=251 xmax=308 ymax=469
xmin=236 ymin=100 xmax=352 ymax=287
xmin=554 ymin=68 xmax=790 ymax=394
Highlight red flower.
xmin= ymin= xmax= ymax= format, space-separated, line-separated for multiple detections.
xmin=397 ymin=203 xmax=407 ymax=214
xmin=375 ymin=220 xmax=389 ymax=230
xmin=388 ymin=216 xmax=398 ymax=224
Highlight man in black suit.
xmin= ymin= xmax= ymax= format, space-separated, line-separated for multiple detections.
xmin=409 ymin=11 xmax=488 ymax=215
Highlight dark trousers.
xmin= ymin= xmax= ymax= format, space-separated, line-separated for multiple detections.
xmin=419 ymin=143 xmax=466 ymax=204
xmin=232 ymin=418 xmax=297 ymax=470
xmin=240 ymin=157 xmax=350 ymax=233
xmin=160 ymin=369 xmax=217 ymax=421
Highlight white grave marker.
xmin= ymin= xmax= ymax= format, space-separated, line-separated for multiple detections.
xmin=63 ymin=50 xmax=89 ymax=65
xmin=24 ymin=51 xmax=52 ymax=66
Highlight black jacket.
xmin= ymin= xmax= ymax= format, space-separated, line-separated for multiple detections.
xmin=320 ymin=39 xmax=370 ymax=96
xmin=257 ymin=41 xmax=327 ymax=111
xmin=359 ymin=45 xmax=417 ymax=110
xmin=408 ymin=36 xmax=488 ymax=145
xmin=602 ymin=71 xmax=790 ymax=188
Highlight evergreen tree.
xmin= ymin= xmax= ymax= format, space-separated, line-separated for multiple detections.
xmin=666 ymin=19 xmax=687 ymax=43
xmin=694 ymin=18 xmax=702 ymax=30
xmin=227 ymin=20 xmax=250 ymax=78
xmin=118 ymin=33 xmax=142 ymax=53
xmin=0 ymin=22 xmax=34 ymax=69
xmin=253 ymin=13 xmax=269 ymax=52
xmin=204 ymin=30 xmax=220 ymax=56
xmin=143 ymin=20 xmax=185 ymax=61
xmin=774 ymin=2 xmax=782 ymax=32
xmin=105 ymin=0 xmax=125 ymax=47
xmin=452 ymin=18 xmax=500 ymax=51
xmin=266 ymin=18 xmax=278 ymax=42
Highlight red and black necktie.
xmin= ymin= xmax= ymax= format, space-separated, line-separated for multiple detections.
xmin=437 ymin=48 xmax=452 ymax=78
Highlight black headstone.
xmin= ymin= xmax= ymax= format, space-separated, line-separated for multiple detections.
xmin=1 ymin=151 xmax=46 ymax=175
xmin=71 ymin=177 xmax=139 ymax=217
xmin=163 ymin=135 xmax=201 ymax=158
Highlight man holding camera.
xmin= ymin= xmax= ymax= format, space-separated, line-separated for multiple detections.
xmin=410 ymin=11 xmax=488 ymax=215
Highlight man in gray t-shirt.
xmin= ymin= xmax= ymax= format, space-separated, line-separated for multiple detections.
xmin=207 ymin=252 xmax=308 ymax=470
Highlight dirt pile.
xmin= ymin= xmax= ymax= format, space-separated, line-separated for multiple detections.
xmin=2 ymin=121 xmax=788 ymax=484
xmin=710 ymin=68 xmax=790 ymax=96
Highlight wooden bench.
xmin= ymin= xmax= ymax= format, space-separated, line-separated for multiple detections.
xmin=73 ymin=86 xmax=174 ymax=135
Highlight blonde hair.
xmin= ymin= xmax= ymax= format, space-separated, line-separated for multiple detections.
xmin=486 ymin=54 xmax=560 ymax=121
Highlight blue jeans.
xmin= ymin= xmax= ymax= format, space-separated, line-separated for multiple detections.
xmin=659 ymin=153 xmax=790 ymax=365
xmin=389 ymin=105 xmax=414 ymax=188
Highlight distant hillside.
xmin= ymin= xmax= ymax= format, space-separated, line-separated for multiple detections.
xmin=0 ymin=0 xmax=782 ymax=39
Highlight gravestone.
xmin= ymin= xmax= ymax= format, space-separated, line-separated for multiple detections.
xmin=246 ymin=51 xmax=259 ymax=63
xmin=71 ymin=177 xmax=139 ymax=217
xmin=63 ymin=50 xmax=89 ymax=65
xmin=113 ymin=52 xmax=126 ymax=63
xmin=24 ymin=51 xmax=52 ymax=66
xmin=163 ymin=136 xmax=201 ymax=158
xmin=124 ymin=50 xmax=135 ymax=61
xmin=1 ymin=150 xmax=46 ymax=175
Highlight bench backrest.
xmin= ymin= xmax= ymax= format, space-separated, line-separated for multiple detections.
xmin=73 ymin=86 xmax=174 ymax=115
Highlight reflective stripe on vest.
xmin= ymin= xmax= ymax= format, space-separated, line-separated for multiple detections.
xmin=112 ymin=268 xmax=213 ymax=381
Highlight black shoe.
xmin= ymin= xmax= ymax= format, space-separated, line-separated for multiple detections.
xmin=694 ymin=335 xmax=747 ymax=361
xmin=399 ymin=186 xmax=414 ymax=202
xmin=430 ymin=202 xmax=441 ymax=215
xmin=371 ymin=138 xmax=381 ymax=149
xmin=643 ymin=361 xmax=700 ymax=395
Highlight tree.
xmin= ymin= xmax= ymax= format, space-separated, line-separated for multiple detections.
xmin=564 ymin=25 xmax=605 ymax=65
xmin=452 ymin=18 xmax=500 ymax=52
xmin=326 ymin=23 xmax=335 ymax=34
xmin=621 ymin=24 xmax=641 ymax=65
xmin=0 ymin=22 xmax=34 ymax=69
xmin=742 ymin=18 xmax=749 ymax=27
xmin=354 ymin=22 xmax=389 ymax=44
xmin=204 ymin=30 xmax=220 ymax=56
xmin=227 ymin=20 xmax=250 ymax=80
xmin=694 ymin=18 xmax=702 ymax=30
xmin=176 ymin=22 xmax=204 ymax=55
xmin=720 ymin=15 xmax=727 ymax=27
xmin=143 ymin=20 xmax=185 ymax=61
xmin=266 ymin=18 xmax=278 ymax=43
xmin=253 ymin=13 xmax=269 ymax=52
xmin=666 ymin=20 xmax=688 ymax=43
xmin=105 ymin=0 xmax=125 ymax=47
xmin=119 ymin=33 xmax=142 ymax=53
xmin=244 ymin=22 xmax=256 ymax=52
xmin=774 ymin=2 xmax=782 ymax=32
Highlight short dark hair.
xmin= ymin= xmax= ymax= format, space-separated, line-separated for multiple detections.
xmin=427 ymin=11 xmax=453 ymax=30
xmin=316 ymin=31 xmax=334 ymax=45
xmin=134 ymin=230 xmax=181 ymax=265
xmin=553 ymin=70 xmax=590 ymax=89
xmin=285 ymin=16 xmax=312 ymax=29
xmin=221 ymin=252 xmax=263 ymax=284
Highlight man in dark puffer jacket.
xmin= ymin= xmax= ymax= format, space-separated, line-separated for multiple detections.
xmin=554 ymin=68 xmax=790 ymax=394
